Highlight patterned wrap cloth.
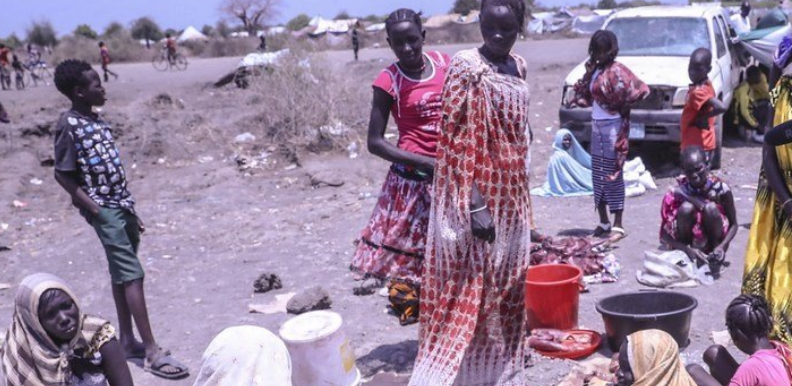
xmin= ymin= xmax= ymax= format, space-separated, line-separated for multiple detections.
xmin=573 ymin=62 xmax=649 ymax=179
xmin=410 ymin=48 xmax=532 ymax=386
xmin=626 ymin=330 xmax=696 ymax=386
xmin=0 ymin=273 xmax=115 ymax=386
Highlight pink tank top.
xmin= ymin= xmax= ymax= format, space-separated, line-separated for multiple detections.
xmin=372 ymin=51 xmax=450 ymax=158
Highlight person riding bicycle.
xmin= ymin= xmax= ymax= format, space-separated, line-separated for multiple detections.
xmin=98 ymin=41 xmax=118 ymax=82
xmin=165 ymin=33 xmax=177 ymax=65
xmin=0 ymin=44 xmax=11 ymax=90
xmin=26 ymin=43 xmax=41 ymax=65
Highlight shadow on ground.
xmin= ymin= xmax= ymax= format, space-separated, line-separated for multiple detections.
xmin=357 ymin=340 xmax=419 ymax=377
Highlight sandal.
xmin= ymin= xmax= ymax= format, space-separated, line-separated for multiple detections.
xmin=593 ymin=222 xmax=612 ymax=237
xmin=609 ymin=227 xmax=628 ymax=243
xmin=144 ymin=350 xmax=189 ymax=380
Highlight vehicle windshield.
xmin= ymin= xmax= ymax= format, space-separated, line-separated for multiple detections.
xmin=606 ymin=17 xmax=710 ymax=56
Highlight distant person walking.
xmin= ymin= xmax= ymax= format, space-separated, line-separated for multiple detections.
xmin=98 ymin=41 xmax=119 ymax=82
xmin=258 ymin=34 xmax=267 ymax=52
xmin=571 ymin=30 xmax=649 ymax=241
xmin=352 ymin=27 xmax=360 ymax=61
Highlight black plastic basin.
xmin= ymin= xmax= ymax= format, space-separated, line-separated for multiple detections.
xmin=595 ymin=291 xmax=697 ymax=352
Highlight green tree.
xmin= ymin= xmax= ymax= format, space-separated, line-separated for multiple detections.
xmin=362 ymin=14 xmax=385 ymax=23
xmin=451 ymin=0 xmax=481 ymax=15
xmin=286 ymin=13 xmax=311 ymax=31
xmin=103 ymin=22 xmax=126 ymax=38
xmin=164 ymin=28 xmax=178 ymax=37
xmin=2 ymin=34 xmax=23 ymax=48
xmin=201 ymin=24 xmax=215 ymax=37
xmin=335 ymin=10 xmax=352 ymax=20
xmin=131 ymin=17 xmax=163 ymax=48
xmin=597 ymin=0 xmax=618 ymax=8
xmin=73 ymin=24 xmax=98 ymax=40
xmin=26 ymin=20 xmax=58 ymax=47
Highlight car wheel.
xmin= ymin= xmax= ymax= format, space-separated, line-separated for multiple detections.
xmin=710 ymin=115 xmax=723 ymax=170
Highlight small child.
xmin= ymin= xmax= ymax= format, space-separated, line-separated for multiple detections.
xmin=98 ymin=41 xmax=118 ymax=82
xmin=681 ymin=48 xmax=727 ymax=165
xmin=688 ymin=294 xmax=792 ymax=386
xmin=660 ymin=146 xmax=737 ymax=273
xmin=52 ymin=59 xmax=187 ymax=379
xmin=11 ymin=54 xmax=24 ymax=88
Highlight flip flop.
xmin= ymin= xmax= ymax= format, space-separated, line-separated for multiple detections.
xmin=144 ymin=350 xmax=189 ymax=380
xmin=609 ymin=227 xmax=628 ymax=243
xmin=593 ymin=222 xmax=612 ymax=237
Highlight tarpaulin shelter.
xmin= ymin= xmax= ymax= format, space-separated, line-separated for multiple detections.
xmin=738 ymin=8 xmax=791 ymax=67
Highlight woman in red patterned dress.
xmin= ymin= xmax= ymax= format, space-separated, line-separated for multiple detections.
xmin=350 ymin=9 xmax=450 ymax=323
xmin=409 ymin=1 xmax=532 ymax=385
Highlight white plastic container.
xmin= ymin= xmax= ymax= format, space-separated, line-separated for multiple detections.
xmin=279 ymin=311 xmax=361 ymax=386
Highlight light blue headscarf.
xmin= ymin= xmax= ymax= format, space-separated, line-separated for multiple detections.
xmin=531 ymin=129 xmax=594 ymax=197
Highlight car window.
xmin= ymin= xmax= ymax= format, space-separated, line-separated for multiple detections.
xmin=607 ymin=17 xmax=709 ymax=56
xmin=713 ymin=17 xmax=727 ymax=58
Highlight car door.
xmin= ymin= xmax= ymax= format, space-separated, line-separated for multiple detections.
xmin=713 ymin=15 xmax=735 ymax=103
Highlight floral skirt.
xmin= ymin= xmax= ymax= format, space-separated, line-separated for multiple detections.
xmin=350 ymin=166 xmax=431 ymax=285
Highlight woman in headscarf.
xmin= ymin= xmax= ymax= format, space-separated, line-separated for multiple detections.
xmin=616 ymin=329 xmax=696 ymax=386
xmin=410 ymin=0 xmax=532 ymax=385
xmin=571 ymin=30 xmax=649 ymax=240
xmin=193 ymin=326 xmax=291 ymax=386
xmin=743 ymin=32 xmax=792 ymax=345
xmin=0 ymin=273 xmax=133 ymax=386
xmin=531 ymin=129 xmax=593 ymax=197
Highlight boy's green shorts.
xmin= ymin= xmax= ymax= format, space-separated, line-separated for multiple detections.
xmin=89 ymin=207 xmax=145 ymax=284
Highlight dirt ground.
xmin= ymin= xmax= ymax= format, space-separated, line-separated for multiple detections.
xmin=0 ymin=38 xmax=764 ymax=385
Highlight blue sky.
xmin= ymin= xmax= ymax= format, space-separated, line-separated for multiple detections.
xmin=0 ymin=0 xmax=680 ymax=38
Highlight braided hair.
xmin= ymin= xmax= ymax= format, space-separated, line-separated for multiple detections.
xmin=385 ymin=8 xmax=423 ymax=38
xmin=481 ymin=0 xmax=527 ymax=30
xmin=589 ymin=30 xmax=619 ymax=68
xmin=726 ymin=294 xmax=774 ymax=340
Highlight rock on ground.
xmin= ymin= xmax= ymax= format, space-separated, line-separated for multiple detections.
xmin=287 ymin=286 xmax=332 ymax=314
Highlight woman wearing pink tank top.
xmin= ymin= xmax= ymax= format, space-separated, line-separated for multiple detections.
xmin=349 ymin=8 xmax=450 ymax=325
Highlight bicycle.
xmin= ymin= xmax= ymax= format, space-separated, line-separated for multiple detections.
xmin=152 ymin=49 xmax=188 ymax=71
xmin=23 ymin=60 xmax=52 ymax=86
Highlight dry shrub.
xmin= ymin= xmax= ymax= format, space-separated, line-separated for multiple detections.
xmin=51 ymin=35 xmax=149 ymax=65
xmin=242 ymin=51 xmax=370 ymax=157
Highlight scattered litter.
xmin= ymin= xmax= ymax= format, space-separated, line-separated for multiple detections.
xmin=545 ymin=127 xmax=553 ymax=132
xmin=249 ymin=292 xmax=296 ymax=315
xmin=0 ymin=283 xmax=10 ymax=290
xmin=283 ymin=164 xmax=298 ymax=171
xmin=711 ymin=330 xmax=731 ymax=346
xmin=197 ymin=156 xmax=214 ymax=163
xmin=347 ymin=142 xmax=359 ymax=159
xmin=358 ymin=192 xmax=373 ymax=200
xmin=287 ymin=286 xmax=332 ymax=314
xmin=0 ymin=223 xmax=8 ymax=232
xmin=157 ymin=158 xmax=166 ymax=164
xmin=12 ymin=200 xmax=27 ymax=208
xmin=740 ymin=185 xmax=758 ymax=190
xmin=235 ymin=132 xmax=256 ymax=143
xmin=253 ymin=272 xmax=283 ymax=293
xmin=131 ymin=163 xmax=137 ymax=169
xmin=385 ymin=133 xmax=396 ymax=139
xmin=0 ymin=246 xmax=9 ymax=252
xmin=29 ymin=178 xmax=43 ymax=185
xmin=161 ymin=254 xmax=174 ymax=260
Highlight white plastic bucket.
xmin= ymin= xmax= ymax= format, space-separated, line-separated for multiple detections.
xmin=279 ymin=311 xmax=361 ymax=386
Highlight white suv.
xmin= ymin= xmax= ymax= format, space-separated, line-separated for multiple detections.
xmin=559 ymin=5 xmax=743 ymax=168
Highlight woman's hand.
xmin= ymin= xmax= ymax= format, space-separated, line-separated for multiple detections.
xmin=471 ymin=206 xmax=495 ymax=243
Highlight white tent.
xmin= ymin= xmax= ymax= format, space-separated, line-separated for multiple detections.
xmin=178 ymin=26 xmax=207 ymax=42
xmin=308 ymin=17 xmax=355 ymax=35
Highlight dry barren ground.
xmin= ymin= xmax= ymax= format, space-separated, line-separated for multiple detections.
xmin=0 ymin=38 xmax=764 ymax=385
